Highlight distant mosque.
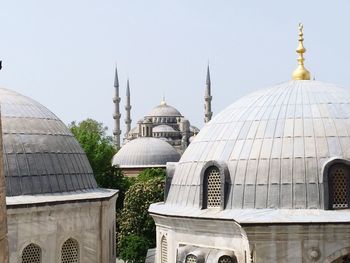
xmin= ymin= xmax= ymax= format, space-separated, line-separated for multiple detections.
xmin=112 ymin=65 xmax=213 ymax=176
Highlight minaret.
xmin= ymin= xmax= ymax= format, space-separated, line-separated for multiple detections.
xmin=292 ymin=23 xmax=311 ymax=80
xmin=113 ymin=66 xmax=121 ymax=149
xmin=204 ymin=65 xmax=213 ymax=123
xmin=0 ymin=61 xmax=9 ymax=263
xmin=125 ymin=79 xmax=132 ymax=136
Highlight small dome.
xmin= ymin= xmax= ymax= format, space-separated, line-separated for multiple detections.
xmin=167 ymin=80 xmax=350 ymax=209
xmin=112 ymin=137 xmax=180 ymax=168
xmin=0 ymin=87 xmax=97 ymax=196
xmin=153 ymin=125 xmax=177 ymax=133
xmin=147 ymin=102 xmax=182 ymax=117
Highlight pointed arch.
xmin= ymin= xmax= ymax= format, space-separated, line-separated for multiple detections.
xmin=61 ymin=238 xmax=79 ymax=263
xmin=22 ymin=243 xmax=41 ymax=263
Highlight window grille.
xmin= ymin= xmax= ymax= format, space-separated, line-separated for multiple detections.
xmin=161 ymin=236 xmax=168 ymax=263
xmin=22 ymin=243 xmax=41 ymax=263
xmin=329 ymin=164 xmax=350 ymax=209
xmin=61 ymin=238 xmax=79 ymax=263
xmin=204 ymin=166 xmax=221 ymax=208
xmin=219 ymin=256 xmax=234 ymax=263
xmin=186 ymin=254 xmax=197 ymax=263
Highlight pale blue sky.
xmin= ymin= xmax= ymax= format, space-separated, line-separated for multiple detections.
xmin=1 ymin=1 xmax=350 ymax=135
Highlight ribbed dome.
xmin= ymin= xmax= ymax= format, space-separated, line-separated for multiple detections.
xmin=166 ymin=80 xmax=350 ymax=209
xmin=147 ymin=103 xmax=182 ymax=117
xmin=112 ymin=137 xmax=180 ymax=168
xmin=0 ymin=87 xmax=97 ymax=196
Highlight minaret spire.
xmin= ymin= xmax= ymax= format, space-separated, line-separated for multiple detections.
xmin=204 ymin=64 xmax=213 ymax=123
xmin=113 ymin=65 xmax=121 ymax=149
xmin=292 ymin=23 xmax=311 ymax=80
xmin=125 ymin=79 xmax=132 ymax=136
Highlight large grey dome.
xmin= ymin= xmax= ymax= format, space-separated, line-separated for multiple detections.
xmin=166 ymin=80 xmax=350 ymax=209
xmin=112 ymin=137 xmax=180 ymax=168
xmin=147 ymin=102 xmax=182 ymax=117
xmin=0 ymin=87 xmax=97 ymax=196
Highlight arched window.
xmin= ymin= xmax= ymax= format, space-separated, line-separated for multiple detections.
xmin=203 ymin=166 xmax=221 ymax=208
xmin=328 ymin=163 xmax=350 ymax=209
xmin=218 ymin=255 xmax=235 ymax=263
xmin=61 ymin=238 xmax=79 ymax=263
xmin=186 ymin=254 xmax=197 ymax=263
xmin=22 ymin=243 xmax=41 ymax=263
xmin=160 ymin=235 xmax=168 ymax=263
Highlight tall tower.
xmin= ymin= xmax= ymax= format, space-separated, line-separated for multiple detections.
xmin=125 ymin=79 xmax=132 ymax=136
xmin=0 ymin=60 xmax=9 ymax=263
xmin=204 ymin=65 xmax=213 ymax=123
xmin=113 ymin=66 xmax=121 ymax=150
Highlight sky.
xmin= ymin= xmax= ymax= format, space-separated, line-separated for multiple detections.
xmin=1 ymin=1 xmax=350 ymax=137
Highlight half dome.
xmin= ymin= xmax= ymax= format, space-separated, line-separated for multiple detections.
xmin=166 ymin=80 xmax=350 ymax=209
xmin=112 ymin=137 xmax=181 ymax=168
xmin=0 ymin=87 xmax=97 ymax=196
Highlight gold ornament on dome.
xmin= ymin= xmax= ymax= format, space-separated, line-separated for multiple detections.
xmin=292 ymin=23 xmax=311 ymax=80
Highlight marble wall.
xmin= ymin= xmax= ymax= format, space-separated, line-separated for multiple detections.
xmin=7 ymin=195 xmax=117 ymax=263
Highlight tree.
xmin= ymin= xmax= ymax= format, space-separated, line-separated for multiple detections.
xmin=69 ymin=119 xmax=133 ymax=210
xmin=69 ymin=119 xmax=116 ymax=178
xmin=118 ymin=169 xmax=165 ymax=262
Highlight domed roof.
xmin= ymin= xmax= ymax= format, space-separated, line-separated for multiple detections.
xmin=147 ymin=101 xmax=182 ymax=117
xmin=153 ymin=125 xmax=177 ymax=133
xmin=166 ymin=80 xmax=350 ymax=210
xmin=0 ymin=87 xmax=97 ymax=196
xmin=112 ymin=137 xmax=180 ymax=168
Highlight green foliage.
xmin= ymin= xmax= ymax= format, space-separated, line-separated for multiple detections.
xmin=137 ymin=168 xmax=165 ymax=182
xmin=69 ymin=118 xmax=116 ymax=178
xmin=118 ymin=173 xmax=165 ymax=261
xmin=118 ymin=234 xmax=150 ymax=263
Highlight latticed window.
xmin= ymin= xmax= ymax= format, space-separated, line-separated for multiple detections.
xmin=218 ymin=255 xmax=234 ymax=263
xmin=203 ymin=166 xmax=222 ymax=208
xmin=22 ymin=243 xmax=41 ymax=263
xmin=161 ymin=236 xmax=168 ymax=263
xmin=61 ymin=238 xmax=79 ymax=263
xmin=186 ymin=254 xmax=197 ymax=263
xmin=329 ymin=163 xmax=350 ymax=209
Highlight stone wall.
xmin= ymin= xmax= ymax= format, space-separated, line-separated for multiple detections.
xmin=245 ymin=224 xmax=350 ymax=263
xmin=7 ymin=195 xmax=117 ymax=263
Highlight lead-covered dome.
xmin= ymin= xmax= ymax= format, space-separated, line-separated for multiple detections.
xmin=147 ymin=101 xmax=182 ymax=117
xmin=166 ymin=80 xmax=350 ymax=209
xmin=112 ymin=137 xmax=180 ymax=168
xmin=0 ymin=87 xmax=97 ymax=196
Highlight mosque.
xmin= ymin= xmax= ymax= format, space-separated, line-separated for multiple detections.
xmin=0 ymin=86 xmax=118 ymax=262
xmin=111 ymin=65 xmax=212 ymax=176
xmin=149 ymin=24 xmax=350 ymax=263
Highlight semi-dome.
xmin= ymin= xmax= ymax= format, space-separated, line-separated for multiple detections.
xmin=166 ymin=80 xmax=350 ymax=210
xmin=153 ymin=124 xmax=177 ymax=133
xmin=0 ymin=87 xmax=97 ymax=196
xmin=147 ymin=101 xmax=182 ymax=117
xmin=112 ymin=137 xmax=181 ymax=168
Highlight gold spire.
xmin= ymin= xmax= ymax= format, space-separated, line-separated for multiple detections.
xmin=292 ymin=23 xmax=311 ymax=80
xmin=160 ymin=95 xmax=167 ymax=106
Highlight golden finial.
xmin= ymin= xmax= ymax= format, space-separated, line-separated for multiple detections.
xmin=292 ymin=23 xmax=311 ymax=80
xmin=160 ymin=95 xmax=167 ymax=106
